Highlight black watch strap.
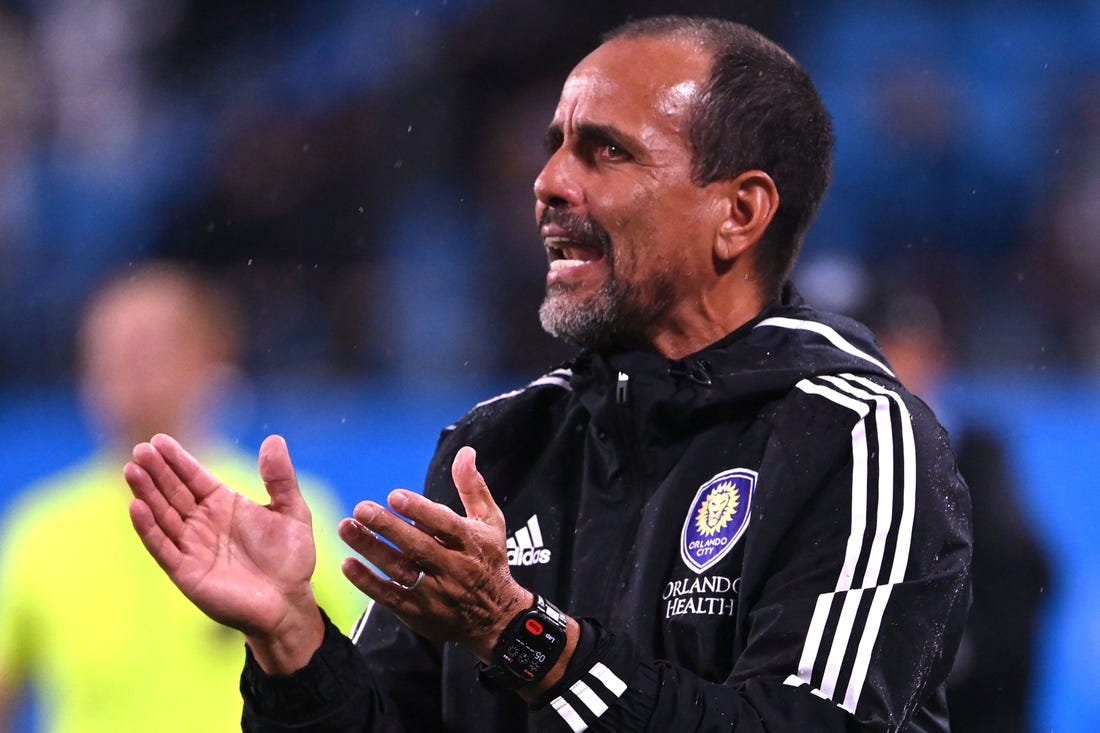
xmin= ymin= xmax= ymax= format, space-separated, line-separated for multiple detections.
xmin=480 ymin=595 xmax=569 ymax=689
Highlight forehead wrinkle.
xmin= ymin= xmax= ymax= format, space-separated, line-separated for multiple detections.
xmin=552 ymin=68 xmax=603 ymax=126
xmin=553 ymin=82 xmax=693 ymax=150
xmin=547 ymin=37 xmax=712 ymax=165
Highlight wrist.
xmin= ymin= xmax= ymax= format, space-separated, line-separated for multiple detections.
xmin=478 ymin=594 xmax=580 ymax=702
xmin=470 ymin=586 xmax=534 ymax=663
xmin=522 ymin=615 xmax=579 ymax=701
xmin=245 ymin=598 xmax=325 ymax=675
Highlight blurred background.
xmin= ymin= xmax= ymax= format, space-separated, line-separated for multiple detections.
xmin=0 ymin=0 xmax=1097 ymax=730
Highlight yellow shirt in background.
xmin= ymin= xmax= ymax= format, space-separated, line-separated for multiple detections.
xmin=0 ymin=447 xmax=367 ymax=733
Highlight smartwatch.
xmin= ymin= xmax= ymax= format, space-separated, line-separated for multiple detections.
xmin=480 ymin=595 xmax=569 ymax=689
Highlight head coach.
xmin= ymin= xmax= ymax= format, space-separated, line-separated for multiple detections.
xmin=125 ymin=15 xmax=972 ymax=732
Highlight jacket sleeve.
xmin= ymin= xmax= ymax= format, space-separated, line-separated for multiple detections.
xmin=240 ymin=605 xmax=445 ymax=732
xmin=528 ymin=377 xmax=973 ymax=732
xmin=240 ymin=608 xmax=372 ymax=732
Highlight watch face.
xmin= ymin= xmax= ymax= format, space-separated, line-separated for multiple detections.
xmin=492 ymin=597 xmax=568 ymax=685
xmin=502 ymin=639 xmax=545 ymax=679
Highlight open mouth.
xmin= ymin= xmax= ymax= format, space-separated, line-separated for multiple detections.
xmin=544 ymin=235 xmax=606 ymax=270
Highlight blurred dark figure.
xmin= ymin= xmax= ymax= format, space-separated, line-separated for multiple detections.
xmin=1013 ymin=68 xmax=1100 ymax=372
xmin=869 ymin=289 xmax=1052 ymax=733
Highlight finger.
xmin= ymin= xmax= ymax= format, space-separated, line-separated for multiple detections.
xmin=257 ymin=435 xmax=312 ymax=525
xmin=341 ymin=557 xmax=395 ymax=600
xmin=130 ymin=440 xmax=198 ymax=520
xmin=148 ymin=433 xmax=228 ymax=504
xmin=341 ymin=556 xmax=428 ymax=609
xmin=383 ymin=490 xmax=468 ymax=549
xmin=338 ymin=517 xmax=423 ymax=584
xmin=371 ymin=446 xmax=501 ymax=548
xmin=128 ymin=497 xmax=184 ymax=576
xmin=451 ymin=447 xmax=504 ymax=529
xmin=352 ymin=500 xmax=451 ymax=570
xmin=124 ymin=460 xmax=185 ymax=542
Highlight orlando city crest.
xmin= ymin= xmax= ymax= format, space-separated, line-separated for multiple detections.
xmin=680 ymin=468 xmax=757 ymax=574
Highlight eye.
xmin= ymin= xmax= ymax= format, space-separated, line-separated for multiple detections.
xmin=600 ymin=143 xmax=630 ymax=162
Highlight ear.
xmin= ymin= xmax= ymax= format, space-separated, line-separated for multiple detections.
xmin=713 ymin=170 xmax=779 ymax=263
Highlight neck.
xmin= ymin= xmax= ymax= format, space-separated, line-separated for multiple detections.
xmin=648 ymin=277 xmax=768 ymax=360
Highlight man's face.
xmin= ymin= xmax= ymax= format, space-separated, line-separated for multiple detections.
xmin=80 ymin=283 xmax=216 ymax=449
xmin=534 ymin=35 xmax=719 ymax=352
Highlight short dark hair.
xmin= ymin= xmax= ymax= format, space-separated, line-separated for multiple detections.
xmin=604 ymin=16 xmax=834 ymax=296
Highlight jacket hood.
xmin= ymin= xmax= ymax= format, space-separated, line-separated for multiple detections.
xmin=707 ymin=286 xmax=894 ymax=391
xmin=568 ymin=286 xmax=896 ymax=435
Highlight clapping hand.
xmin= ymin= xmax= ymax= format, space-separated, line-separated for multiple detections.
xmin=335 ymin=446 xmax=532 ymax=661
xmin=125 ymin=435 xmax=570 ymax=687
xmin=125 ymin=434 xmax=324 ymax=670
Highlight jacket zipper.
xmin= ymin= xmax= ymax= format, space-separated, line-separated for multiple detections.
xmin=616 ymin=370 xmax=630 ymax=404
xmin=600 ymin=371 xmax=645 ymax=613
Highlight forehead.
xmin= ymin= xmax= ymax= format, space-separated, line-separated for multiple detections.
xmin=553 ymin=35 xmax=713 ymax=134
xmin=84 ymin=282 xmax=199 ymax=351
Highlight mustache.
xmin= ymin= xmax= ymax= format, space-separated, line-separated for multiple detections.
xmin=538 ymin=209 xmax=612 ymax=252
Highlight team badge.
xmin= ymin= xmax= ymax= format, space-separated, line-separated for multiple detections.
xmin=680 ymin=468 xmax=757 ymax=574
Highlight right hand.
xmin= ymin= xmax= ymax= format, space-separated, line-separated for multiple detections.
xmin=124 ymin=434 xmax=322 ymax=659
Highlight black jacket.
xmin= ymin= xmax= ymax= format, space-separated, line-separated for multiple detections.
xmin=242 ymin=292 xmax=972 ymax=732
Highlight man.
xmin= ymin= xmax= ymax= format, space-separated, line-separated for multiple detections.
xmin=0 ymin=263 xmax=362 ymax=732
xmin=124 ymin=16 xmax=972 ymax=731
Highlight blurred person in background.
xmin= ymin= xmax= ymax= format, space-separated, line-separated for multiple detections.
xmin=866 ymin=287 xmax=1052 ymax=733
xmin=0 ymin=262 xmax=363 ymax=733
xmin=125 ymin=17 xmax=971 ymax=731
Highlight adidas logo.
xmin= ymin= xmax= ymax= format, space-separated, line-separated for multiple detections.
xmin=506 ymin=515 xmax=552 ymax=566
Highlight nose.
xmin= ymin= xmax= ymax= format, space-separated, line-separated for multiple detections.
xmin=533 ymin=147 xmax=582 ymax=217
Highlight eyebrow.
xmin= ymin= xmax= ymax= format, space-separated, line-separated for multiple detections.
xmin=543 ymin=121 xmax=638 ymax=156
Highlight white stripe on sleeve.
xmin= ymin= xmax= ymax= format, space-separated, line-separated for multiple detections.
xmin=550 ymin=697 xmax=588 ymax=733
xmin=570 ymin=679 xmax=609 ymax=717
xmin=589 ymin=662 xmax=628 ymax=697
xmin=786 ymin=374 xmax=916 ymax=715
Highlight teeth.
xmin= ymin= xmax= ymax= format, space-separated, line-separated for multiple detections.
xmin=550 ymin=259 xmax=588 ymax=270
xmin=545 ymin=236 xmax=570 ymax=259
xmin=543 ymin=234 xmax=601 ymax=267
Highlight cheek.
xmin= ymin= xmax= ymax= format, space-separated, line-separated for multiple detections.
xmin=592 ymin=175 xmax=714 ymax=274
xmin=591 ymin=184 xmax=664 ymax=249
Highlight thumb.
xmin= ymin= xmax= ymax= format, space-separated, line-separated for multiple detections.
xmin=451 ymin=446 xmax=504 ymax=529
xmin=258 ymin=435 xmax=312 ymax=525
